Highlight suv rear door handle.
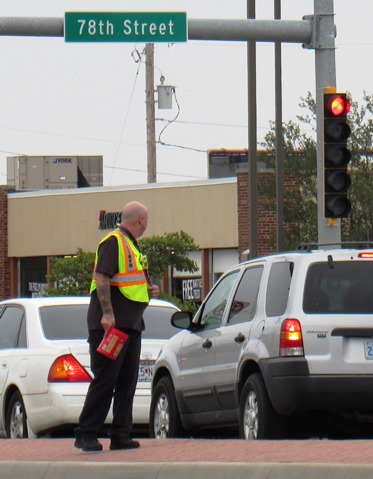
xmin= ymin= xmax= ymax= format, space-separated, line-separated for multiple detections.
xmin=202 ymin=339 xmax=213 ymax=349
xmin=234 ymin=333 xmax=245 ymax=343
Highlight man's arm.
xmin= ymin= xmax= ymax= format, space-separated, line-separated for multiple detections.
xmin=95 ymin=272 xmax=115 ymax=334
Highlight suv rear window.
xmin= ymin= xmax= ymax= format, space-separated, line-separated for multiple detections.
xmin=303 ymin=261 xmax=373 ymax=314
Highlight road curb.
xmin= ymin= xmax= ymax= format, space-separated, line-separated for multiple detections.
xmin=2 ymin=461 xmax=373 ymax=479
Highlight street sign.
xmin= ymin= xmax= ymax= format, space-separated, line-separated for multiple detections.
xmin=64 ymin=12 xmax=187 ymax=43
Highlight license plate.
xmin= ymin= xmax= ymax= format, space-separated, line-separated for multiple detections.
xmin=138 ymin=361 xmax=154 ymax=382
xmin=364 ymin=340 xmax=373 ymax=360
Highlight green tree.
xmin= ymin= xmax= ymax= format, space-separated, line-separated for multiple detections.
xmin=259 ymin=104 xmax=318 ymax=249
xmin=44 ymin=248 xmax=95 ymax=296
xmin=342 ymin=91 xmax=373 ymax=241
xmin=43 ymin=231 xmax=199 ymax=297
xmin=139 ymin=230 xmax=199 ymax=281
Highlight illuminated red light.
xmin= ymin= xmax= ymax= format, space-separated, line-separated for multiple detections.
xmin=280 ymin=319 xmax=304 ymax=357
xmin=329 ymin=96 xmax=351 ymax=116
xmin=358 ymin=252 xmax=373 ymax=259
xmin=48 ymin=354 xmax=92 ymax=382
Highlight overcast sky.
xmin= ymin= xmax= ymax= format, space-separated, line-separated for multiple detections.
xmin=0 ymin=1 xmax=371 ymax=186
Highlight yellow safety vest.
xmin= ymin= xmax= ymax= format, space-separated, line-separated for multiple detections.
xmin=90 ymin=230 xmax=149 ymax=303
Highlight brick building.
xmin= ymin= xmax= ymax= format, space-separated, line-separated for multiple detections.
xmin=0 ymin=187 xmax=13 ymax=299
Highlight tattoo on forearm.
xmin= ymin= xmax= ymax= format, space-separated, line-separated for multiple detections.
xmin=96 ymin=275 xmax=113 ymax=315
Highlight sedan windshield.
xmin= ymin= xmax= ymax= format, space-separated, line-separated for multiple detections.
xmin=40 ymin=303 xmax=180 ymax=340
xmin=142 ymin=305 xmax=180 ymax=339
xmin=40 ymin=304 xmax=89 ymax=340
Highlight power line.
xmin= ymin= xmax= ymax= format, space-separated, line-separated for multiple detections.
xmin=103 ymin=164 xmax=204 ymax=180
xmin=108 ymin=48 xmax=145 ymax=185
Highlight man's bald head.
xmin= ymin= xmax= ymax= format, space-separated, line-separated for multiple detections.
xmin=120 ymin=201 xmax=149 ymax=239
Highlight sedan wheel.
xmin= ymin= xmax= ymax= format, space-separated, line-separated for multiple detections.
xmin=6 ymin=391 xmax=28 ymax=439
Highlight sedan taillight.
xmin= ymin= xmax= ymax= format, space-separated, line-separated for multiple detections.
xmin=280 ymin=319 xmax=304 ymax=357
xmin=48 ymin=354 xmax=92 ymax=383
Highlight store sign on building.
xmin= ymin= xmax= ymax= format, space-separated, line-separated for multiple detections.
xmin=182 ymin=278 xmax=202 ymax=301
xmin=98 ymin=210 xmax=122 ymax=230
xmin=29 ymin=282 xmax=47 ymax=298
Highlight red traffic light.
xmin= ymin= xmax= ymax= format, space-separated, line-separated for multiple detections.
xmin=324 ymin=94 xmax=351 ymax=117
xmin=323 ymin=92 xmax=352 ymax=219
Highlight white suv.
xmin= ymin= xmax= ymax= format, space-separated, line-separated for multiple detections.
xmin=150 ymin=247 xmax=373 ymax=440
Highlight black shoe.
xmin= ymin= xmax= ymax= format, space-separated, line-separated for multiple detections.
xmin=75 ymin=436 xmax=103 ymax=452
xmin=109 ymin=438 xmax=140 ymax=450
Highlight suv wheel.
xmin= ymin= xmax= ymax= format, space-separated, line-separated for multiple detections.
xmin=149 ymin=376 xmax=184 ymax=439
xmin=239 ymin=373 xmax=287 ymax=440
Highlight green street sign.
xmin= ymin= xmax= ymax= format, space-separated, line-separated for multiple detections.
xmin=64 ymin=12 xmax=187 ymax=43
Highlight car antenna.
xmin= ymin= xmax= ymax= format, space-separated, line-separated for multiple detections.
xmin=327 ymin=254 xmax=334 ymax=269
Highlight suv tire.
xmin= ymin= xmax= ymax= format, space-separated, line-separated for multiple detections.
xmin=239 ymin=373 xmax=287 ymax=440
xmin=149 ymin=376 xmax=184 ymax=439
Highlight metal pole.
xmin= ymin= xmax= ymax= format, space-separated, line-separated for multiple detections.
xmin=247 ymin=0 xmax=258 ymax=259
xmin=0 ymin=17 xmax=313 ymax=43
xmin=274 ymin=0 xmax=284 ymax=252
xmin=0 ymin=17 xmax=63 ymax=36
xmin=314 ymin=0 xmax=339 ymax=244
xmin=188 ymin=18 xmax=311 ymax=43
xmin=145 ymin=43 xmax=156 ymax=183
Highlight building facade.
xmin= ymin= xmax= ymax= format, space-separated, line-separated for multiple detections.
xmin=0 ymin=170 xmax=298 ymax=301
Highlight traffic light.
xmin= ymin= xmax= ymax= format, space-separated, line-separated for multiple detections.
xmin=323 ymin=92 xmax=352 ymax=218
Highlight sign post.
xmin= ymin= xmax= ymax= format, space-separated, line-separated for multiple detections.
xmin=64 ymin=12 xmax=187 ymax=43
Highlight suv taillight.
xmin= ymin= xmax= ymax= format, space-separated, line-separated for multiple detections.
xmin=280 ymin=319 xmax=304 ymax=357
xmin=48 ymin=354 xmax=92 ymax=383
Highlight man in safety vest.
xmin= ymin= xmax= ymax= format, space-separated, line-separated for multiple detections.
xmin=74 ymin=201 xmax=159 ymax=452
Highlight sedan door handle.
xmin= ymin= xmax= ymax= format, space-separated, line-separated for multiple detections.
xmin=234 ymin=333 xmax=245 ymax=343
xmin=202 ymin=339 xmax=213 ymax=349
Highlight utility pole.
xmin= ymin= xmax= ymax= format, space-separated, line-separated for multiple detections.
xmin=247 ymin=0 xmax=258 ymax=259
xmin=274 ymin=0 xmax=284 ymax=252
xmin=145 ymin=43 xmax=156 ymax=183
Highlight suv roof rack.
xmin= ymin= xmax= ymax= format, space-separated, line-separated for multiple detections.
xmin=297 ymin=241 xmax=373 ymax=252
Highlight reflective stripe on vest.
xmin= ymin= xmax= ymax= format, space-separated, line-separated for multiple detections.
xmin=90 ymin=230 xmax=149 ymax=303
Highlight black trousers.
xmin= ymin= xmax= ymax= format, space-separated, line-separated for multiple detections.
xmin=75 ymin=328 xmax=141 ymax=439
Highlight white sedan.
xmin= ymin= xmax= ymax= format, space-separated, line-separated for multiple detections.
xmin=0 ymin=296 xmax=179 ymax=438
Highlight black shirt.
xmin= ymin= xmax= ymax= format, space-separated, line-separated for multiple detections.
xmin=87 ymin=230 xmax=147 ymax=331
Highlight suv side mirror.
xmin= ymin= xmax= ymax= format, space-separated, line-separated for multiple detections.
xmin=171 ymin=311 xmax=193 ymax=330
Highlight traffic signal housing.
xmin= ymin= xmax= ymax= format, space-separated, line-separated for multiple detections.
xmin=323 ymin=92 xmax=352 ymax=218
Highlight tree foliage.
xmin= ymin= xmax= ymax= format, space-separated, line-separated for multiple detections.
xmin=44 ymin=248 xmax=95 ymax=296
xmin=43 ymin=231 xmax=199 ymax=296
xmin=343 ymin=91 xmax=373 ymax=241
xmin=259 ymin=91 xmax=373 ymax=247
xmin=139 ymin=230 xmax=199 ymax=281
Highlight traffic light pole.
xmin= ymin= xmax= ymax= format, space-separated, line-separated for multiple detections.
xmin=311 ymin=0 xmax=341 ymax=245
xmin=0 ymin=1 xmax=340 ymax=249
